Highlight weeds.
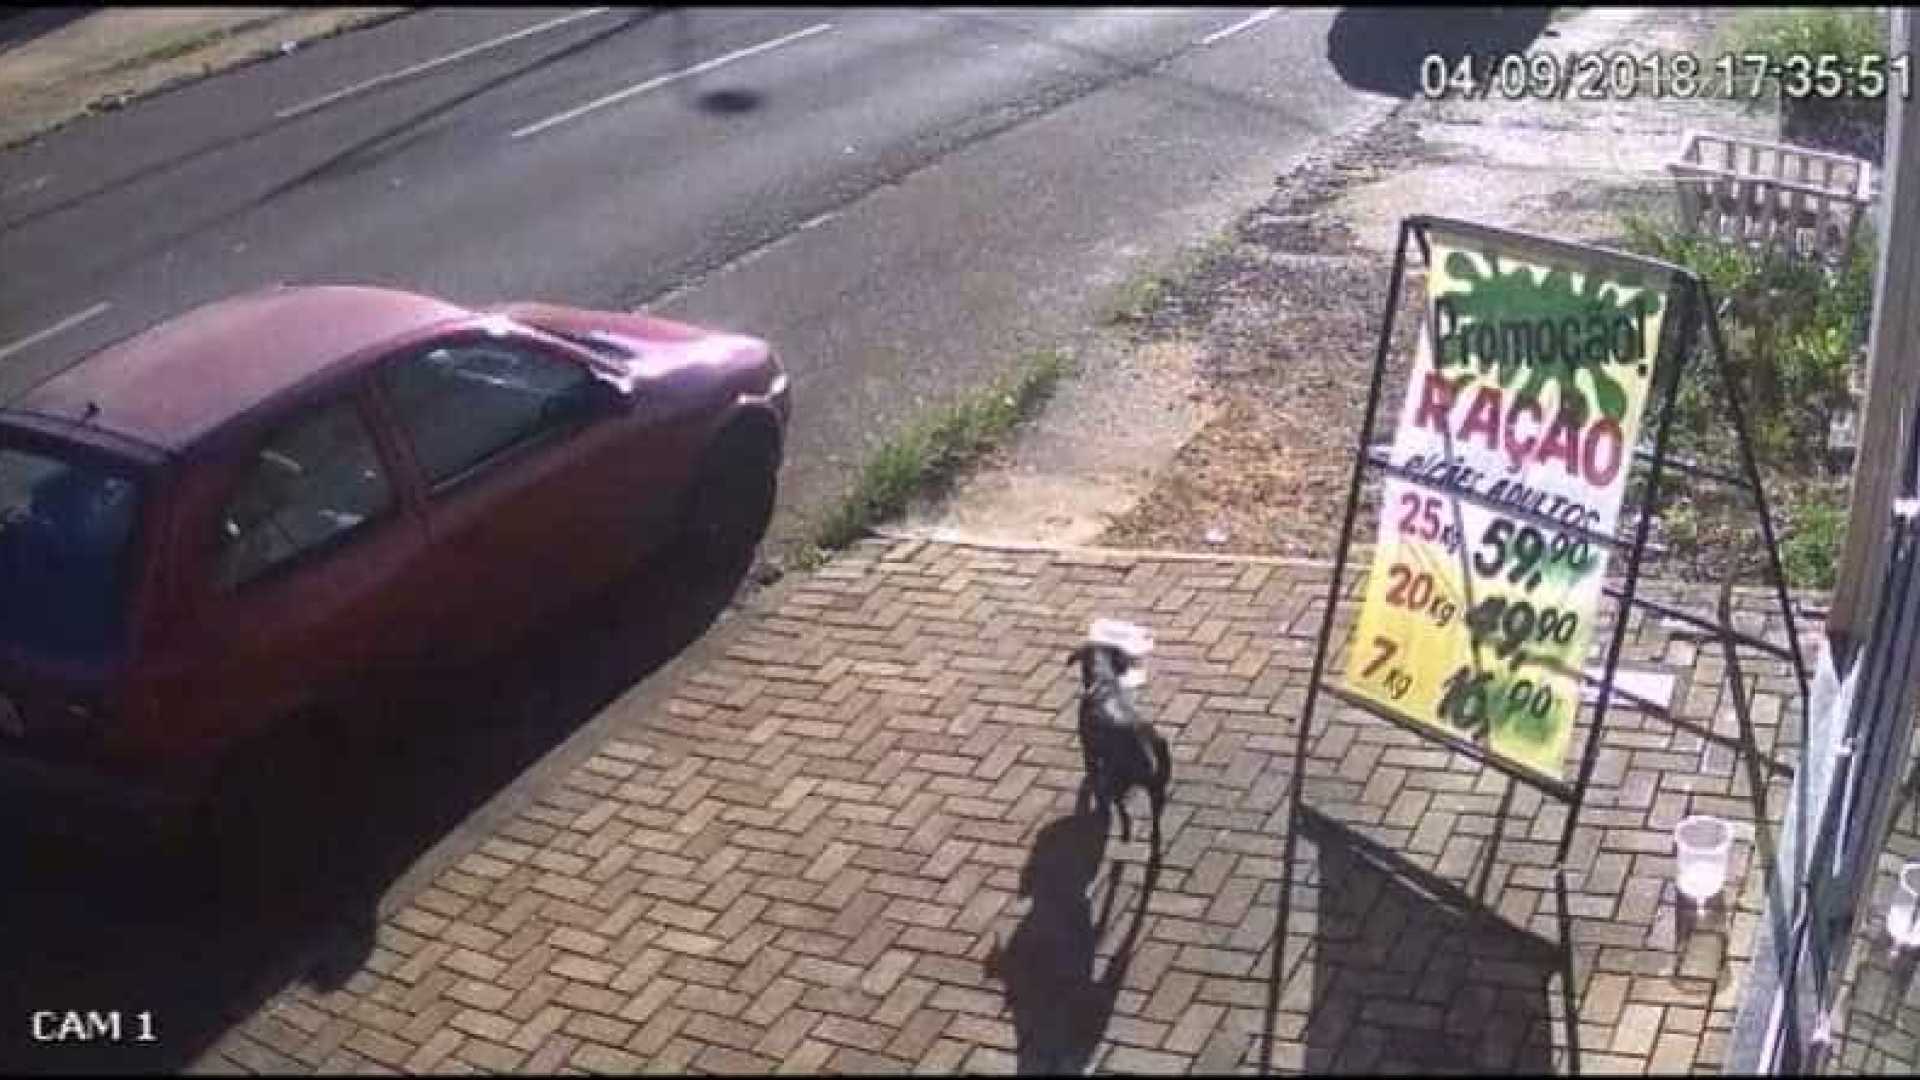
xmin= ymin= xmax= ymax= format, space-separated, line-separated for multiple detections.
xmin=1102 ymin=275 xmax=1167 ymax=326
xmin=1100 ymin=234 xmax=1235 ymax=326
xmin=1619 ymin=210 xmax=1873 ymax=468
xmin=1618 ymin=200 xmax=1875 ymax=586
xmin=1718 ymin=8 xmax=1887 ymax=78
xmin=805 ymin=349 xmax=1074 ymax=555
xmin=787 ymin=543 xmax=829 ymax=574
xmin=1781 ymin=483 xmax=1850 ymax=589
xmin=96 ymin=14 xmax=286 ymax=77
xmin=1717 ymin=7 xmax=1891 ymax=158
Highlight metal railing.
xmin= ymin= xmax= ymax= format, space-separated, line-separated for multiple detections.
xmin=1669 ymin=130 xmax=1875 ymax=272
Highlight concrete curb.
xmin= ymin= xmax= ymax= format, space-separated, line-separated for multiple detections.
xmin=870 ymin=524 xmax=1346 ymax=569
xmin=869 ymin=526 xmax=1831 ymax=603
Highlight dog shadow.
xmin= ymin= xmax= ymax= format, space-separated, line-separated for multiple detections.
xmin=986 ymin=808 xmax=1161 ymax=1075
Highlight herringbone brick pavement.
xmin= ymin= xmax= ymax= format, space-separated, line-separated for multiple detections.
xmin=191 ymin=537 xmax=1807 ymax=1075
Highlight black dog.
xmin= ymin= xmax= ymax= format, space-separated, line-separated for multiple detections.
xmin=1067 ymin=642 xmax=1172 ymax=845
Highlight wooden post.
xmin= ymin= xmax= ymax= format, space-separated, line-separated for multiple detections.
xmin=1829 ymin=8 xmax=1920 ymax=660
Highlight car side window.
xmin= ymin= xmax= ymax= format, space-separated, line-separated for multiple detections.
xmin=380 ymin=340 xmax=597 ymax=491
xmin=217 ymin=396 xmax=394 ymax=590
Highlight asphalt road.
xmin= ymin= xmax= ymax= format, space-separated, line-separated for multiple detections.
xmin=0 ymin=7 xmax=1416 ymax=1071
xmin=0 ymin=6 xmax=1589 ymax=1074
xmin=0 ymin=6 xmax=1392 ymax=559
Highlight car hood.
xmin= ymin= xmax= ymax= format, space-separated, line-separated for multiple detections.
xmin=485 ymin=302 xmax=773 ymax=396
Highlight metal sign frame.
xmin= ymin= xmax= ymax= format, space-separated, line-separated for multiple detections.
xmin=1288 ymin=212 xmax=1811 ymax=920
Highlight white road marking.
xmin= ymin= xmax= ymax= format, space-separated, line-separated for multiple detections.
xmin=1198 ymin=7 xmax=1281 ymax=45
xmin=511 ymin=22 xmax=834 ymax=140
xmin=275 ymin=7 xmax=614 ymax=120
xmin=0 ymin=302 xmax=111 ymax=364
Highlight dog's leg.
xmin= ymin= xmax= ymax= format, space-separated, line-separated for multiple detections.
xmin=1076 ymin=714 xmax=1098 ymax=813
xmin=1114 ymin=787 xmax=1133 ymax=844
xmin=1089 ymin=765 xmax=1111 ymax=816
xmin=1078 ymin=716 xmax=1103 ymax=811
xmin=1148 ymin=782 xmax=1165 ymax=848
xmin=1148 ymin=732 xmax=1172 ymax=848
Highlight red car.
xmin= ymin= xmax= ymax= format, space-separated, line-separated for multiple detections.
xmin=0 ymin=284 xmax=788 ymax=839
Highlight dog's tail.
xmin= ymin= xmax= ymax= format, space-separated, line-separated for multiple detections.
xmin=1150 ymin=730 xmax=1172 ymax=792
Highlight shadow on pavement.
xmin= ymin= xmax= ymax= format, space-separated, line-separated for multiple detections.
xmin=666 ymin=8 xmax=766 ymax=118
xmin=1326 ymin=7 xmax=1555 ymax=98
xmin=986 ymin=808 xmax=1161 ymax=1074
xmin=1282 ymin=805 xmax=1564 ymax=1073
xmin=0 ymin=8 xmax=92 ymax=57
xmin=694 ymin=88 xmax=766 ymax=116
xmin=0 ymin=546 xmax=752 ymax=1074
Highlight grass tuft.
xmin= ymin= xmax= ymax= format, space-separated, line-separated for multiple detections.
xmin=1781 ymin=485 xmax=1849 ymax=590
xmin=95 ymin=14 xmax=286 ymax=78
xmin=1099 ymin=233 xmax=1236 ymax=326
xmin=805 ymin=349 xmax=1074 ymax=557
xmin=1102 ymin=275 xmax=1168 ymax=326
xmin=1719 ymin=7 xmax=1887 ymax=64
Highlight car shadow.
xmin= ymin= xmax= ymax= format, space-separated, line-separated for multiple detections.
xmin=1326 ymin=7 xmax=1555 ymax=99
xmin=0 ymin=545 xmax=753 ymax=1073
xmin=985 ymin=808 xmax=1161 ymax=1074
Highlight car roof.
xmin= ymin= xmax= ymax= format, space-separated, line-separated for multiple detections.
xmin=6 ymin=285 xmax=472 ymax=454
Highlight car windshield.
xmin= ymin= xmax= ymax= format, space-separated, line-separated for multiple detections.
xmin=0 ymin=444 xmax=143 ymax=658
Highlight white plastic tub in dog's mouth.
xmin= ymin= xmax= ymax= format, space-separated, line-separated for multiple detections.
xmin=1088 ymin=618 xmax=1154 ymax=687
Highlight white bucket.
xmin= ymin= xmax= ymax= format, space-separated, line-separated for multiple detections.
xmin=1088 ymin=618 xmax=1153 ymax=687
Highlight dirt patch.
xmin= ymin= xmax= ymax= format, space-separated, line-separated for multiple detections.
xmin=1099 ymin=7 xmax=1789 ymax=576
xmin=1100 ymin=115 xmax=1427 ymax=557
xmin=902 ymin=335 xmax=1216 ymax=548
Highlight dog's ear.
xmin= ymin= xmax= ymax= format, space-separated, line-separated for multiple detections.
xmin=1066 ymin=645 xmax=1087 ymax=666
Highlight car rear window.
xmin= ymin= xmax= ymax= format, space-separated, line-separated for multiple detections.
xmin=0 ymin=445 xmax=143 ymax=658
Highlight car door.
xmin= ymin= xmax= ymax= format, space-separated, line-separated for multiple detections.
xmin=174 ymin=379 xmax=433 ymax=747
xmin=373 ymin=331 xmax=657 ymax=661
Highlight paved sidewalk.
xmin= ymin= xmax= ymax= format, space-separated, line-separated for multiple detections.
xmin=195 ymin=535 xmax=1805 ymax=1075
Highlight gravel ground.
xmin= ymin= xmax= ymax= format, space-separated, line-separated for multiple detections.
xmin=1094 ymin=7 xmax=1835 ymax=586
xmin=1098 ymin=113 xmax=1424 ymax=558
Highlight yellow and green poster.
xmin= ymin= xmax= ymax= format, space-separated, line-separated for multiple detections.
xmin=1340 ymin=228 xmax=1670 ymax=781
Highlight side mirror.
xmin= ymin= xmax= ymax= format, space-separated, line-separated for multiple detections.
xmin=588 ymin=377 xmax=632 ymax=414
